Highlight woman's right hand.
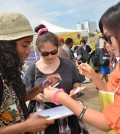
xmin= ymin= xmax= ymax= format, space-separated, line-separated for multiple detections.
xmin=24 ymin=115 xmax=54 ymax=133
xmin=44 ymin=86 xmax=59 ymax=102
xmin=78 ymin=63 xmax=96 ymax=79
xmin=46 ymin=73 xmax=62 ymax=87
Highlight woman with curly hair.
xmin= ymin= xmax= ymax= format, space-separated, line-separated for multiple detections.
xmin=0 ymin=12 xmax=61 ymax=134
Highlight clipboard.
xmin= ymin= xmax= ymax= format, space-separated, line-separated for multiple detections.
xmin=34 ymin=105 xmax=73 ymax=120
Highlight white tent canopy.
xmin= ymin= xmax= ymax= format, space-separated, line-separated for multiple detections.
xmin=40 ymin=20 xmax=88 ymax=36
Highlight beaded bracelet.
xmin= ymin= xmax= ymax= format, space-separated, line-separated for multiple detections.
xmin=78 ymin=105 xmax=87 ymax=120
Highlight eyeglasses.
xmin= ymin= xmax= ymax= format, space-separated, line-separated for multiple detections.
xmin=41 ymin=49 xmax=58 ymax=57
xmin=102 ymin=34 xmax=112 ymax=44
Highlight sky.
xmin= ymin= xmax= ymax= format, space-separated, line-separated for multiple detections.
xmin=0 ymin=0 xmax=119 ymax=30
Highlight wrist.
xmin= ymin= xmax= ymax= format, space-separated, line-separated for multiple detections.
xmin=78 ymin=104 xmax=87 ymax=120
xmin=13 ymin=122 xmax=28 ymax=133
xmin=37 ymin=83 xmax=43 ymax=93
xmin=22 ymin=120 xmax=31 ymax=133
xmin=52 ymin=88 xmax=64 ymax=105
xmin=90 ymin=72 xmax=98 ymax=81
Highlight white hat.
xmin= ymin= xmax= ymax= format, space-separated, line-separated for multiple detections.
xmin=0 ymin=12 xmax=35 ymax=40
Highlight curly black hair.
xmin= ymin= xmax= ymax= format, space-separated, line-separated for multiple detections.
xmin=0 ymin=41 xmax=26 ymax=100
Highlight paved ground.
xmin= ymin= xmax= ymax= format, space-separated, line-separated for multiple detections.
xmin=78 ymin=82 xmax=106 ymax=134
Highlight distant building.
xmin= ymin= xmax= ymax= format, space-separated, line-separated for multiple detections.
xmin=84 ymin=20 xmax=97 ymax=33
xmin=77 ymin=23 xmax=85 ymax=30
xmin=77 ymin=20 xmax=97 ymax=33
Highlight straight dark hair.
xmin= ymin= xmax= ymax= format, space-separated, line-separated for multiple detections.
xmin=36 ymin=31 xmax=59 ymax=49
xmin=99 ymin=2 xmax=120 ymax=45
xmin=65 ymin=38 xmax=73 ymax=46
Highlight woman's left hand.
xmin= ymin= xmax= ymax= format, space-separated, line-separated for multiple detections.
xmin=69 ymin=89 xmax=78 ymax=100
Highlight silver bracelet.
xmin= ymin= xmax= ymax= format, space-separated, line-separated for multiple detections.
xmin=78 ymin=105 xmax=87 ymax=120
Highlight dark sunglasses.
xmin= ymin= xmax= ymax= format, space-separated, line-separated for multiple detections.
xmin=102 ymin=34 xmax=112 ymax=44
xmin=41 ymin=49 xmax=58 ymax=57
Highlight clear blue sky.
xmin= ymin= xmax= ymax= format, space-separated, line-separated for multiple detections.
xmin=0 ymin=0 xmax=119 ymax=30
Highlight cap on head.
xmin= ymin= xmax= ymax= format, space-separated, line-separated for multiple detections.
xmin=0 ymin=12 xmax=35 ymax=40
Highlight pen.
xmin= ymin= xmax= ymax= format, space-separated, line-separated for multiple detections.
xmin=52 ymin=82 xmax=59 ymax=88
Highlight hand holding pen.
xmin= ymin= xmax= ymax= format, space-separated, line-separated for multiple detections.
xmin=46 ymin=73 xmax=62 ymax=87
xmin=42 ymin=76 xmax=62 ymax=103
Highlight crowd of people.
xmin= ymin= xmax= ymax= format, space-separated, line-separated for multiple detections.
xmin=0 ymin=1 xmax=120 ymax=134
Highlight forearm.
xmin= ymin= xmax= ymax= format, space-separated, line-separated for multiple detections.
xmin=91 ymin=73 xmax=107 ymax=91
xmin=26 ymin=84 xmax=43 ymax=101
xmin=0 ymin=122 xmax=28 ymax=134
xmin=56 ymin=92 xmax=111 ymax=131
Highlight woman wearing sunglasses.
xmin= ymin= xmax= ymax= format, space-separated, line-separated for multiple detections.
xmin=44 ymin=2 xmax=120 ymax=133
xmin=24 ymin=27 xmax=85 ymax=134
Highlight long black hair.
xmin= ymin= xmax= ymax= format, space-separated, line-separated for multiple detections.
xmin=0 ymin=41 xmax=26 ymax=100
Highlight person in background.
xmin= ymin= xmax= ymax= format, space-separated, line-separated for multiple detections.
xmin=0 ymin=12 xmax=61 ymax=134
xmin=93 ymin=37 xmax=110 ymax=90
xmin=77 ymin=40 xmax=91 ymax=83
xmin=92 ymin=32 xmax=103 ymax=73
xmin=58 ymin=37 xmax=69 ymax=58
xmin=44 ymin=2 xmax=120 ymax=133
xmin=58 ymin=37 xmax=64 ymax=47
xmin=77 ymin=39 xmax=91 ymax=63
xmin=98 ymin=38 xmax=110 ymax=83
xmin=62 ymin=38 xmax=75 ymax=62
xmin=71 ymin=45 xmax=79 ymax=59
xmin=95 ymin=33 xmax=102 ymax=49
xmin=24 ymin=27 xmax=86 ymax=134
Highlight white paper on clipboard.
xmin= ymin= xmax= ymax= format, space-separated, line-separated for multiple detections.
xmin=34 ymin=105 xmax=73 ymax=120
xmin=73 ymin=87 xmax=86 ymax=95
